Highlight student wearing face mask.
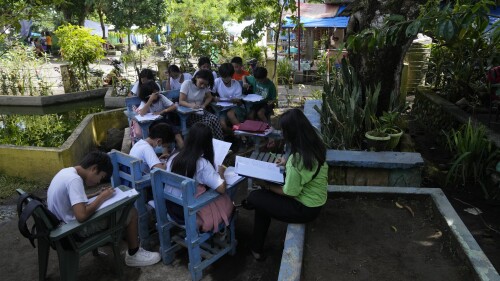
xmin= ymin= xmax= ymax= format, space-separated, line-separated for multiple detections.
xmin=129 ymin=122 xmax=177 ymax=174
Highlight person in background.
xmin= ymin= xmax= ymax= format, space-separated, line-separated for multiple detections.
xmin=231 ymin=56 xmax=250 ymax=81
xmin=213 ymin=63 xmax=245 ymax=135
xmin=164 ymin=64 xmax=193 ymax=91
xmin=179 ymin=69 xmax=224 ymax=140
xmin=45 ymin=32 xmax=52 ymax=54
xmin=193 ymin=56 xmax=217 ymax=81
xmin=242 ymin=108 xmax=328 ymax=261
xmin=33 ymin=38 xmax=44 ymax=57
xmin=129 ymin=69 xmax=159 ymax=97
xmin=47 ymin=151 xmax=161 ymax=267
xmin=242 ymin=67 xmax=277 ymax=123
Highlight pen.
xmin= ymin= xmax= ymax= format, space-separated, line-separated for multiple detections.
xmin=221 ymin=165 xmax=227 ymax=169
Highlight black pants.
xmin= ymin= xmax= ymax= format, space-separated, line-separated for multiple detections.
xmin=246 ymin=189 xmax=322 ymax=254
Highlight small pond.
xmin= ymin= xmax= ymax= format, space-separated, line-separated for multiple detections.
xmin=0 ymin=98 xmax=104 ymax=147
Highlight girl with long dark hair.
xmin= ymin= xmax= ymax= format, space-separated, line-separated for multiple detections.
xmin=244 ymin=108 xmax=328 ymax=260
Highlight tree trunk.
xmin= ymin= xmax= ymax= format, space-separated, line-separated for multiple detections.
xmin=272 ymin=2 xmax=287 ymax=80
xmin=98 ymin=9 xmax=106 ymax=39
xmin=346 ymin=0 xmax=426 ymax=114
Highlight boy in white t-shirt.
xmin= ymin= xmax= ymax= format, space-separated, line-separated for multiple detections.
xmin=213 ymin=63 xmax=246 ymax=134
xmin=47 ymin=151 xmax=161 ymax=267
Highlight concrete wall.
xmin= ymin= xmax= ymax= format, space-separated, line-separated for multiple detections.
xmin=0 ymin=109 xmax=128 ymax=183
xmin=0 ymin=88 xmax=107 ymax=106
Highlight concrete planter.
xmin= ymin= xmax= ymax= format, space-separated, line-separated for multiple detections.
xmin=104 ymin=86 xmax=127 ymax=108
xmin=0 ymin=88 xmax=107 ymax=107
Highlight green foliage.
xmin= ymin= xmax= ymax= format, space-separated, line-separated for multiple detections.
xmin=102 ymin=0 xmax=168 ymax=31
xmin=319 ymin=58 xmax=381 ymax=150
xmin=0 ymin=43 xmax=54 ymax=96
xmin=0 ymin=174 xmax=46 ymax=199
xmin=165 ymin=0 xmax=232 ymax=59
xmin=276 ymin=59 xmax=294 ymax=85
xmin=445 ymin=119 xmax=500 ymax=199
xmin=0 ymin=105 xmax=103 ymax=147
xmin=54 ymin=24 xmax=105 ymax=90
xmin=220 ymin=41 xmax=264 ymax=66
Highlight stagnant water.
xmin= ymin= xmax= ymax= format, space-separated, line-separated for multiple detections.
xmin=0 ymin=98 xmax=104 ymax=147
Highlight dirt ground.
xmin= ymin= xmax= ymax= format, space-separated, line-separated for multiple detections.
xmin=303 ymin=196 xmax=474 ymax=281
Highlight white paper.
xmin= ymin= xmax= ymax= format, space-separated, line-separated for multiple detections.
xmin=235 ymin=156 xmax=284 ymax=184
xmin=224 ymin=166 xmax=243 ymax=186
xmin=88 ymin=187 xmax=139 ymax=211
xmin=243 ymin=94 xmax=263 ymax=102
xmin=135 ymin=113 xmax=161 ymax=122
xmin=215 ymin=101 xmax=235 ymax=107
xmin=234 ymin=127 xmax=274 ymax=137
xmin=213 ymin=138 xmax=232 ymax=167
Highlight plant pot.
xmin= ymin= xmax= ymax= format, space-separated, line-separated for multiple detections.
xmin=385 ymin=127 xmax=404 ymax=150
xmin=365 ymin=130 xmax=390 ymax=151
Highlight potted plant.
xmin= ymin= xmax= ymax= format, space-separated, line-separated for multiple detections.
xmin=379 ymin=111 xmax=404 ymax=150
xmin=365 ymin=128 xmax=391 ymax=151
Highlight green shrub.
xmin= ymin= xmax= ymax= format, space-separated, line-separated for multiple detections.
xmin=445 ymin=119 xmax=500 ymax=199
xmin=276 ymin=59 xmax=294 ymax=85
xmin=54 ymin=24 xmax=106 ymax=90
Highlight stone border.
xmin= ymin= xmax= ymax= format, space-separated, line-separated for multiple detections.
xmin=104 ymin=86 xmax=127 ymax=108
xmin=0 ymin=88 xmax=108 ymax=106
xmin=278 ymin=186 xmax=500 ymax=281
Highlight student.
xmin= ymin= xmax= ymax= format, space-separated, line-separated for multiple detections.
xmin=137 ymin=81 xmax=183 ymax=148
xmin=243 ymin=108 xmax=328 ymax=261
xmin=164 ymin=64 xmax=192 ymax=91
xmin=179 ymin=69 xmax=224 ymax=140
xmin=130 ymin=121 xmax=177 ymax=174
xmin=45 ymin=32 xmax=52 ymax=54
xmin=193 ymin=56 xmax=217 ymax=81
xmin=47 ymin=151 xmax=161 ymax=267
xmin=242 ymin=67 xmax=277 ymax=123
xmin=165 ymin=123 xmax=233 ymax=232
xmin=213 ymin=63 xmax=245 ymax=134
xmin=231 ymin=56 xmax=250 ymax=81
xmin=129 ymin=68 xmax=158 ymax=97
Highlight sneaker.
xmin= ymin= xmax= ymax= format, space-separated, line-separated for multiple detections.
xmin=125 ymin=247 xmax=161 ymax=267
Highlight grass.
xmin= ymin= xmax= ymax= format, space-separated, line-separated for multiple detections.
xmin=0 ymin=174 xmax=47 ymax=199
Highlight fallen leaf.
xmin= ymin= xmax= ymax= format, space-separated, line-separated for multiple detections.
xmin=391 ymin=225 xmax=398 ymax=232
xmin=395 ymin=202 xmax=403 ymax=209
xmin=403 ymin=205 xmax=415 ymax=217
xmin=428 ymin=230 xmax=442 ymax=239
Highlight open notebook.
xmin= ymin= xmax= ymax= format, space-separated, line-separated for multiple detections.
xmin=87 ymin=187 xmax=139 ymax=211
xmin=235 ymin=156 xmax=284 ymax=184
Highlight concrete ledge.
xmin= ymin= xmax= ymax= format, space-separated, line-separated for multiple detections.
xmin=104 ymin=87 xmax=126 ymax=108
xmin=280 ymin=185 xmax=500 ymax=281
xmin=327 ymin=150 xmax=424 ymax=169
xmin=0 ymin=109 xmax=128 ymax=183
xmin=0 ymin=88 xmax=107 ymax=106
xmin=278 ymin=223 xmax=305 ymax=281
xmin=303 ymin=99 xmax=321 ymax=131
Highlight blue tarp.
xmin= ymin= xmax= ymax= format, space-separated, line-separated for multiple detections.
xmin=282 ymin=16 xmax=350 ymax=28
xmin=487 ymin=6 xmax=500 ymax=32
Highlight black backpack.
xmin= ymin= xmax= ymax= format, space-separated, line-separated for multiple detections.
xmin=17 ymin=193 xmax=61 ymax=248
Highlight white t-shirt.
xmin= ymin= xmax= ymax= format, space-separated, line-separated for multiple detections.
xmin=213 ymin=78 xmax=243 ymax=100
xmin=170 ymin=73 xmax=193 ymax=90
xmin=47 ymin=167 xmax=88 ymax=223
xmin=165 ymin=153 xmax=224 ymax=198
xmin=180 ymin=80 xmax=211 ymax=104
xmin=193 ymin=70 xmax=217 ymax=81
xmin=130 ymin=81 xmax=162 ymax=96
xmin=138 ymin=94 xmax=173 ymax=113
xmin=129 ymin=139 xmax=161 ymax=174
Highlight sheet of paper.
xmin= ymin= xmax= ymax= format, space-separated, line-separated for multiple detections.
xmin=215 ymin=101 xmax=235 ymax=107
xmin=88 ymin=187 xmax=139 ymax=211
xmin=134 ymin=113 xmax=160 ymax=122
xmin=224 ymin=166 xmax=243 ymax=186
xmin=213 ymin=138 xmax=232 ymax=167
xmin=242 ymin=94 xmax=263 ymax=102
xmin=235 ymin=156 xmax=284 ymax=184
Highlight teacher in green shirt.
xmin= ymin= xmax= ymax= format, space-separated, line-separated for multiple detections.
xmin=243 ymin=108 xmax=328 ymax=261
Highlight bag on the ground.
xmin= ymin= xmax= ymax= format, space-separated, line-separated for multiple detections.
xmin=236 ymin=120 xmax=269 ymax=133
xmin=17 ymin=193 xmax=61 ymax=248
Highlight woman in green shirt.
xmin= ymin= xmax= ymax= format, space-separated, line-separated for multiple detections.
xmin=243 ymin=108 xmax=328 ymax=260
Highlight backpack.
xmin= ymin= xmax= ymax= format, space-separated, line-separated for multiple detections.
xmin=17 ymin=193 xmax=61 ymax=248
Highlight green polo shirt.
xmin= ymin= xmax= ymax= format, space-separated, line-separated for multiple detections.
xmin=282 ymin=154 xmax=328 ymax=207
xmin=245 ymin=76 xmax=277 ymax=102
